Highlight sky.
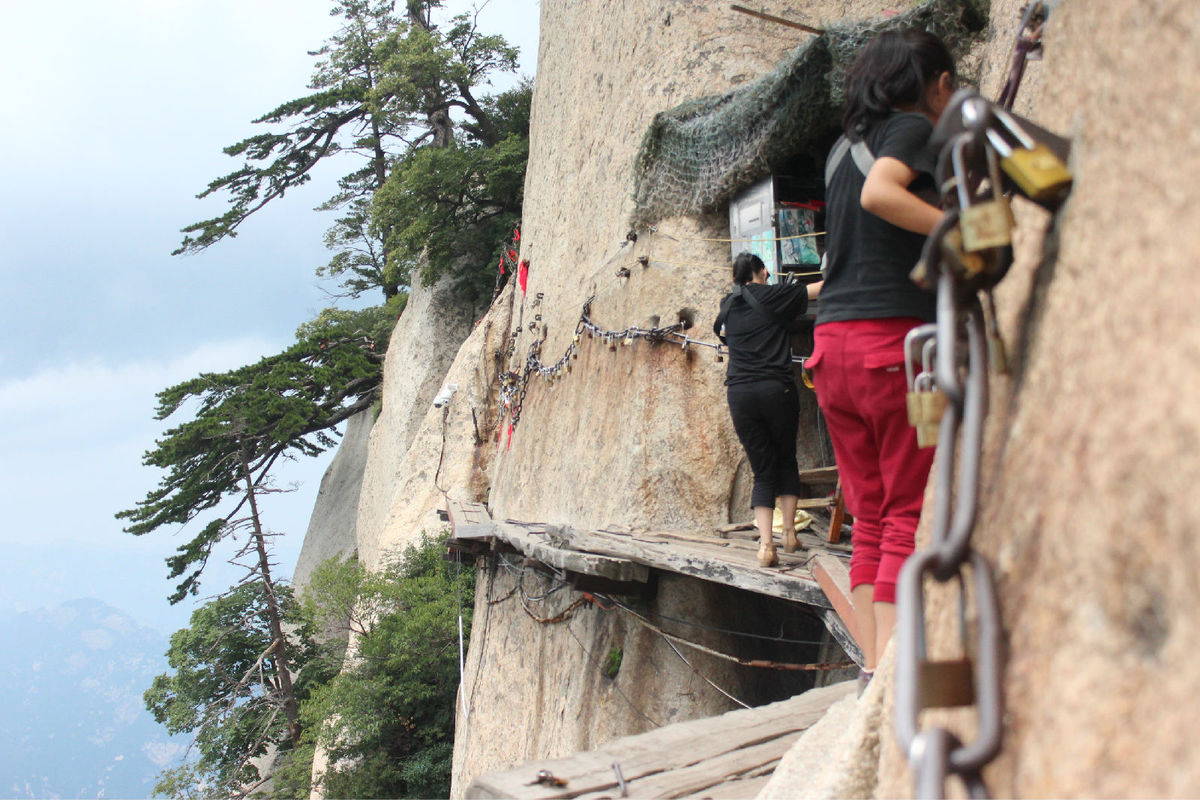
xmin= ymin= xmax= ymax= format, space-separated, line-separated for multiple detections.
xmin=0 ymin=0 xmax=541 ymax=635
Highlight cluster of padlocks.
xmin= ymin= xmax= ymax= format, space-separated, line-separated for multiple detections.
xmin=904 ymin=87 xmax=1073 ymax=448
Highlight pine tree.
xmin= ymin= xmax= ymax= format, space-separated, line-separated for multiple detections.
xmin=175 ymin=0 xmax=524 ymax=302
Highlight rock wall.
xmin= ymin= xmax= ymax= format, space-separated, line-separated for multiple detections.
xmin=873 ymin=1 xmax=1200 ymax=797
xmin=310 ymin=0 xmax=1200 ymax=797
xmin=353 ymin=274 xmax=478 ymax=568
xmin=485 ymin=0 xmax=887 ymax=531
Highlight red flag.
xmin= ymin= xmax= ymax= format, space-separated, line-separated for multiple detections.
xmin=518 ymin=259 xmax=529 ymax=294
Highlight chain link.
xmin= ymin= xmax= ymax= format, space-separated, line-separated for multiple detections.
xmin=496 ymin=294 xmax=723 ymax=434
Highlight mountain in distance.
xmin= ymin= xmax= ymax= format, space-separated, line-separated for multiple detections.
xmin=0 ymin=598 xmax=187 ymax=798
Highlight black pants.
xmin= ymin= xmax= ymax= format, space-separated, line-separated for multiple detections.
xmin=727 ymin=379 xmax=803 ymax=508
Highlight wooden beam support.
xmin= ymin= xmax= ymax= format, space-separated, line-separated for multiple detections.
xmin=730 ymin=4 xmax=824 ymax=35
xmin=812 ymin=553 xmax=856 ymax=645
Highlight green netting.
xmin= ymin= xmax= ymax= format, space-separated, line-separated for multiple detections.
xmin=630 ymin=0 xmax=988 ymax=229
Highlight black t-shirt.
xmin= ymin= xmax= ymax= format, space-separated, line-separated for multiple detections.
xmin=817 ymin=111 xmax=938 ymax=325
xmin=714 ymin=283 xmax=808 ymax=386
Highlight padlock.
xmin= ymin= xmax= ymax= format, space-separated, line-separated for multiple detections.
xmin=940 ymin=224 xmax=988 ymax=278
xmin=982 ymin=290 xmax=1010 ymax=376
xmin=986 ymin=106 xmax=1073 ymax=205
xmin=918 ymin=657 xmax=976 ymax=709
xmin=904 ymin=334 xmax=945 ymax=448
xmin=912 ymin=374 xmax=946 ymax=449
xmin=958 ymin=144 xmax=1014 ymax=252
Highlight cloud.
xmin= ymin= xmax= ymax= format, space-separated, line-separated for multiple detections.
xmin=0 ymin=337 xmax=286 ymax=547
xmin=0 ymin=337 xmax=280 ymax=449
xmin=0 ymin=337 xmax=337 ymax=631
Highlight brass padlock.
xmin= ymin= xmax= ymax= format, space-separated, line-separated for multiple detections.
xmin=982 ymin=290 xmax=1009 ymax=376
xmin=940 ymin=224 xmax=988 ymax=278
xmin=986 ymin=107 xmax=1073 ymax=205
xmin=904 ymin=325 xmax=938 ymax=398
xmin=960 ymin=199 xmax=1013 ymax=252
xmin=916 ymin=386 xmax=947 ymax=450
xmin=908 ymin=337 xmax=944 ymax=449
xmin=906 ymin=389 xmax=925 ymax=427
xmin=951 ymin=136 xmax=1014 ymax=254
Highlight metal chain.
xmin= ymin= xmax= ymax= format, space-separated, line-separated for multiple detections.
xmin=496 ymin=294 xmax=725 ymax=433
xmin=894 ymin=79 xmax=1074 ymax=797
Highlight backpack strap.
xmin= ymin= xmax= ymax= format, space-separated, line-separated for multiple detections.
xmin=824 ymin=135 xmax=877 ymax=274
xmin=717 ymin=286 xmax=790 ymax=344
xmin=825 ymin=134 xmax=876 ymax=186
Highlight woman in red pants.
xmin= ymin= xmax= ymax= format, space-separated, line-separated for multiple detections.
xmin=807 ymin=30 xmax=956 ymax=680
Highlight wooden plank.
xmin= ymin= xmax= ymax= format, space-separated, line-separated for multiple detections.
xmin=680 ymin=774 xmax=771 ymax=799
xmin=797 ymin=466 xmax=839 ymax=483
xmin=447 ymin=499 xmax=494 ymax=541
xmin=637 ymin=529 xmax=733 ymax=547
xmin=803 ymin=530 xmax=852 ymax=555
xmin=576 ymin=731 xmax=804 ymax=800
xmin=465 ymin=683 xmax=855 ymax=799
xmin=492 ymin=522 xmax=649 ymax=584
xmin=827 ymin=485 xmax=846 ymax=543
xmin=557 ymin=527 xmax=829 ymax=608
xmin=796 ymin=497 xmax=834 ymax=510
xmin=549 ymin=683 xmax=856 ymax=792
xmin=464 ymin=752 xmax=614 ymax=800
xmin=822 ymin=609 xmax=864 ymax=669
xmin=812 ymin=554 xmax=856 ymax=647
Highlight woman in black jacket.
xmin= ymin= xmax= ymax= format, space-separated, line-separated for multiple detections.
xmin=715 ymin=252 xmax=813 ymax=566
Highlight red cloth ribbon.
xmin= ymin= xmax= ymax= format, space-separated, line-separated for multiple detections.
xmin=506 ymin=422 xmax=514 ymax=451
xmin=499 ymin=256 xmax=505 ymax=275
xmin=513 ymin=228 xmax=521 ymax=242
xmin=518 ymin=259 xmax=529 ymax=294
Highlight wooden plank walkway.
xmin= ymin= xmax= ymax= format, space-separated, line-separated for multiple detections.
xmin=445 ymin=499 xmax=861 ymax=666
xmin=464 ymin=680 xmax=857 ymax=799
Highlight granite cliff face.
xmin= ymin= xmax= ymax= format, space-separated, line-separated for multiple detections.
xmin=297 ymin=0 xmax=1200 ymax=796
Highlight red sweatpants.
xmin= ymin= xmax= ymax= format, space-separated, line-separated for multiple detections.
xmin=808 ymin=318 xmax=934 ymax=604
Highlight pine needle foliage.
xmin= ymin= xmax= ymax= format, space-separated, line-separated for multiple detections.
xmin=175 ymin=0 xmax=528 ymax=303
xmin=117 ymin=306 xmax=391 ymax=604
xmin=285 ymin=532 xmax=475 ymax=799
xmin=144 ymin=582 xmax=334 ymax=797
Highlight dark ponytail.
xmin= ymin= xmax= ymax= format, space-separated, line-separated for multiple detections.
xmin=732 ymin=252 xmax=765 ymax=285
xmin=842 ymin=29 xmax=956 ymax=140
